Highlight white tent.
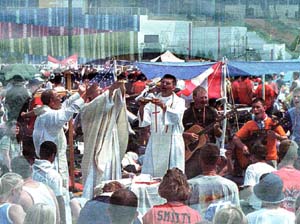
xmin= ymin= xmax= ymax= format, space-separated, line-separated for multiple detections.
xmin=150 ymin=50 xmax=185 ymax=62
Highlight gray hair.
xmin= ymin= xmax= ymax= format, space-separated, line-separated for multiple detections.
xmin=0 ymin=172 xmax=23 ymax=197
xmin=213 ymin=205 xmax=247 ymax=224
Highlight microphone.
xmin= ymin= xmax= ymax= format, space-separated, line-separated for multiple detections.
xmin=135 ymin=86 xmax=150 ymax=102
xmin=135 ymin=82 xmax=157 ymax=102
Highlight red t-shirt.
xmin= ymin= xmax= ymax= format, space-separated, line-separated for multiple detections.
xmin=27 ymin=96 xmax=43 ymax=135
xmin=142 ymin=202 xmax=201 ymax=224
xmin=255 ymin=84 xmax=277 ymax=110
xmin=231 ymin=80 xmax=240 ymax=102
xmin=238 ymin=78 xmax=253 ymax=105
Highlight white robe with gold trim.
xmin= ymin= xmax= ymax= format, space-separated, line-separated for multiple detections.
xmin=81 ymin=89 xmax=129 ymax=199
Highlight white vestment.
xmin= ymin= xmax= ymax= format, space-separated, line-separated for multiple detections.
xmin=80 ymin=89 xmax=129 ymax=199
xmin=33 ymin=93 xmax=84 ymax=186
xmin=139 ymin=92 xmax=186 ymax=177
xmin=33 ymin=93 xmax=84 ymax=224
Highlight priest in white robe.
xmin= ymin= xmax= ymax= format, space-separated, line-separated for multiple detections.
xmin=138 ymin=74 xmax=186 ymax=177
xmin=33 ymin=86 xmax=86 ymax=186
xmin=80 ymin=82 xmax=129 ymax=199
xmin=33 ymin=86 xmax=86 ymax=224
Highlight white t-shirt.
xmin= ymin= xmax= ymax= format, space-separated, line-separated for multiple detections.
xmin=247 ymin=207 xmax=295 ymax=224
xmin=45 ymin=81 xmax=53 ymax=90
xmin=244 ymin=162 xmax=276 ymax=186
xmin=32 ymin=159 xmax=63 ymax=196
xmin=188 ymin=175 xmax=240 ymax=217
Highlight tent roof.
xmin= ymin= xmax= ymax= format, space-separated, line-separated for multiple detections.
xmin=150 ymin=50 xmax=185 ymax=63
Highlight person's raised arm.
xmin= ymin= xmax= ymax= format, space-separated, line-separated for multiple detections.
xmin=108 ymin=81 xmax=126 ymax=100
xmin=21 ymin=110 xmax=35 ymax=118
xmin=78 ymin=84 xmax=86 ymax=99
xmin=138 ymin=99 xmax=149 ymax=121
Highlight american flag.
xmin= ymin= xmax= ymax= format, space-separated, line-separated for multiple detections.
xmin=90 ymin=61 xmax=116 ymax=89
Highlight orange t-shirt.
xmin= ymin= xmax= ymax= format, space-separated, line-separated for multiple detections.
xmin=236 ymin=117 xmax=286 ymax=160
xmin=132 ymin=80 xmax=146 ymax=94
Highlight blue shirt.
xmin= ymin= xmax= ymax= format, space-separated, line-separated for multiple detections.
xmin=0 ymin=203 xmax=12 ymax=224
xmin=288 ymin=107 xmax=300 ymax=143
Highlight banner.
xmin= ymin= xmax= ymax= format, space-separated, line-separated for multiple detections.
xmin=48 ymin=54 xmax=78 ymax=69
xmin=60 ymin=54 xmax=78 ymax=69
xmin=47 ymin=55 xmax=60 ymax=69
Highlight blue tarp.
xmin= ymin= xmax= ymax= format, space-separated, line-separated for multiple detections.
xmin=135 ymin=60 xmax=300 ymax=80
xmin=228 ymin=61 xmax=300 ymax=76
xmin=134 ymin=61 xmax=251 ymax=79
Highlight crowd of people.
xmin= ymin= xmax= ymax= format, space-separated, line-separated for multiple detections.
xmin=0 ymin=67 xmax=299 ymax=224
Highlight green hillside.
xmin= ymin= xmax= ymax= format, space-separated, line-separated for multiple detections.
xmin=245 ymin=18 xmax=300 ymax=57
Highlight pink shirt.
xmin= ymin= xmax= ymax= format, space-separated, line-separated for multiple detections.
xmin=274 ymin=167 xmax=300 ymax=212
xmin=142 ymin=202 xmax=201 ymax=224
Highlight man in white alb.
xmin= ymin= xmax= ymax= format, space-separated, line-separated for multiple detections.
xmin=33 ymin=85 xmax=86 ymax=223
xmin=33 ymin=85 xmax=86 ymax=187
xmin=138 ymin=74 xmax=186 ymax=177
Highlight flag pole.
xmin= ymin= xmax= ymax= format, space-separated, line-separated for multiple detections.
xmin=220 ymin=57 xmax=228 ymax=150
xmin=113 ymin=58 xmax=117 ymax=80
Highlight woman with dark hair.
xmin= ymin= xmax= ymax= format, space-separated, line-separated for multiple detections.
xmin=0 ymin=120 xmax=22 ymax=171
xmin=142 ymin=168 xmax=201 ymax=223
